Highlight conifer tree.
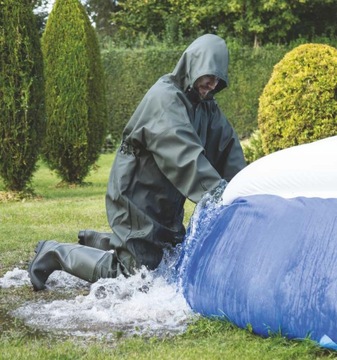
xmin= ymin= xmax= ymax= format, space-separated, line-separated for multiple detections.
xmin=0 ymin=0 xmax=45 ymax=192
xmin=42 ymin=0 xmax=107 ymax=184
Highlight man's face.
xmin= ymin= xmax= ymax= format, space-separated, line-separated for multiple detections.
xmin=194 ymin=75 xmax=219 ymax=99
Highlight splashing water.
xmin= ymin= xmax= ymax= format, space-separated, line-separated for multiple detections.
xmin=1 ymin=247 xmax=195 ymax=338
xmin=0 ymin=192 xmax=224 ymax=339
xmin=175 ymin=190 xmax=225 ymax=289
xmin=0 ymin=267 xmax=31 ymax=288
xmin=0 ymin=267 xmax=88 ymax=290
xmin=11 ymin=268 xmax=193 ymax=338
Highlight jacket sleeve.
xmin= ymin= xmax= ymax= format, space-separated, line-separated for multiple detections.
xmin=147 ymin=123 xmax=222 ymax=203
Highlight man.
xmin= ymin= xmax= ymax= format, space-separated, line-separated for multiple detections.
xmin=28 ymin=34 xmax=246 ymax=291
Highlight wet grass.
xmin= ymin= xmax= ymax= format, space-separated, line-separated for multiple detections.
xmin=1 ymin=154 xmax=337 ymax=359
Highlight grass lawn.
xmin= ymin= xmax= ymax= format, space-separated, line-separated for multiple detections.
xmin=0 ymin=153 xmax=336 ymax=359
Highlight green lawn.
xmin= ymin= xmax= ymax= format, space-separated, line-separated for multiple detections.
xmin=0 ymin=154 xmax=336 ymax=359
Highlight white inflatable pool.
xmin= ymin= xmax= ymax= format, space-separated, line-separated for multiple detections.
xmin=222 ymin=136 xmax=337 ymax=205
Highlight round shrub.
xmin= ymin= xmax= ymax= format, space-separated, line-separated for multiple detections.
xmin=258 ymin=43 xmax=337 ymax=154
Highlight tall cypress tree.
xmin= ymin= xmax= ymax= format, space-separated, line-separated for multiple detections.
xmin=42 ymin=0 xmax=108 ymax=184
xmin=0 ymin=0 xmax=45 ymax=192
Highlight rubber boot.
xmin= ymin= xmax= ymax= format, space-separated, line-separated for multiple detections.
xmin=78 ymin=230 xmax=112 ymax=250
xmin=28 ymin=240 xmax=117 ymax=291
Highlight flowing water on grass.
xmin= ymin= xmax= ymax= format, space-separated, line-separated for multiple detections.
xmin=0 ymin=195 xmax=222 ymax=340
xmin=0 ymin=247 xmax=195 ymax=340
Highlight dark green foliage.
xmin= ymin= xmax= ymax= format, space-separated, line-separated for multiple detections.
xmin=85 ymin=0 xmax=120 ymax=36
xmin=242 ymin=130 xmax=265 ymax=165
xmin=0 ymin=0 xmax=45 ymax=191
xmin=102 ymin=38 xmax=337 ymax=146
xmin=101 ymin=44 xmax=288 ymax=145
xmin=42 ymin=0 xmax=107 ymax=184
xmin=217 ymin=43 xmax=289 ymax=138
xmin=102 ymin=47 xmax=183 ymax=146
xmin=290 ymin=1 xmax=337 ymax=42
xmin=258 ymin=43 xmax=337 ymax=154
xmin=108 ymin=0 xmax=337 ymax=47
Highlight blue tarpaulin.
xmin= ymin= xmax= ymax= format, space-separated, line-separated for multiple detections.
xmin=180 ymin=195 xmax=337 ymax=349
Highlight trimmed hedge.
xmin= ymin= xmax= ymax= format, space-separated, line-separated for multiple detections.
xmin=102 ymin=39 xmax=337 ymax=149
xmin=102 ymin=44 xmax=288 ymax=145
xmin=42 ymin=0 xmax=107 ymax=184
xmin=258 ymin=43 xmax=337 ymax=154
xmin=102 ymin=47 xmax=183 ymax=147
xmin=217 ymin=44 xmax=289 ymax=138
xmin=0 ymin=0 xmax=45 ymax=191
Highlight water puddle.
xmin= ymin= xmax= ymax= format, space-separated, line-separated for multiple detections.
xmin=0 ymin=249 xmax=195 ymax=339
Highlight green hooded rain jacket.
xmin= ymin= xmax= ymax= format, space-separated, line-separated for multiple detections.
xmin=105 ymin=34 xmax=246 ymax=271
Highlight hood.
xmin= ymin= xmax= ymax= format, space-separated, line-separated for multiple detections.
xmin=172 ymin=34 xmax=229 ymax=95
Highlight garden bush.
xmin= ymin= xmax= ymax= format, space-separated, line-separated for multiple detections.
xmin=0 ymin=0 xmax=45 ymax=192
xmin=42 ymin=0 xmax=107 ymax=184
xmin=258 ymin=43 xmax=337 ymax=154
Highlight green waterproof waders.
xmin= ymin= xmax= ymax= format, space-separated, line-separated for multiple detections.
xmin=28 ymin=240 xmax=136 ymax=291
